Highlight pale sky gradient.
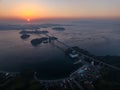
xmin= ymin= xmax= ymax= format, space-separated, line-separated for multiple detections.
xmin=0 ymin=0 xmax=120 ymax=20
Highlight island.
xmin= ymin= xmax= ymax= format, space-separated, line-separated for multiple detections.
xmin=52 ymin=27 xmax=65 ymax=31
xmin=31 ymin=36 xmax=58 ymax=46
xmin=20 ymin=34 xmax=30 ymax=40
xmin=20 ymin=30 xmax=49 ymax=34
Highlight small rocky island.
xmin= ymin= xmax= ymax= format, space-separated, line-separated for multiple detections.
xmin=31 ymin=37 xmax=58 ymax=46
xmin=20 ymin=30 xmax=49 ymax=34
xmin=20 ymin=34 xmax=30 ymax=40
xmin=52 ymin=27 xmax=65 ymax=31
xmin=31 ymin=38 xmax=43 ymax=46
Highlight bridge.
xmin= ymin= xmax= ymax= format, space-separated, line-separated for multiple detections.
xmin=43 ymin=33 xmax=120 ymax=71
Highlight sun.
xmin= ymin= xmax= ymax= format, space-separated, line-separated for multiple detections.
xmin=27 ymin=18 xmax=30 ymax=22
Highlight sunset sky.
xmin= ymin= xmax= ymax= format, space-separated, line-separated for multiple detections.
xmin=0 ymin=0 xmax=120 ymax=20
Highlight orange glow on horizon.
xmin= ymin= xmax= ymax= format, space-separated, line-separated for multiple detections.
xmin=12 ymin=2 xmax=45 ymax=20
xmin=0 ymin=1 xmax=120 ymax=20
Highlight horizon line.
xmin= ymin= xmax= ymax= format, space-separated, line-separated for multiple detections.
xmin=0 ymin=17 xmax=120 ymax=21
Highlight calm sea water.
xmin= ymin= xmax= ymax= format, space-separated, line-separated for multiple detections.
xmin=44 ymin=19 xmax=120 ymax=56
xmin=0 ymin=30 xmax=82 ymax=80
xmin=0 ymin=19 xmax=120 ymax=79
